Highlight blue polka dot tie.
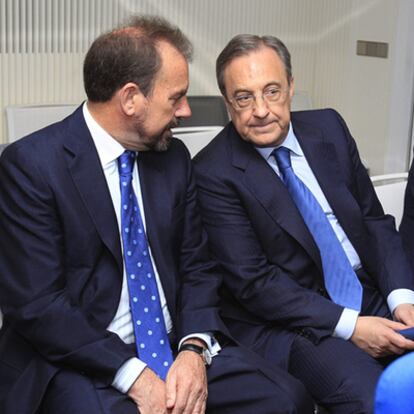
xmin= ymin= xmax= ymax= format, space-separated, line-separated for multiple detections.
xmin=118 ymin=151 xmax=173 ymax=379
xmin=272 ymin=147 xmax=363 ymax=311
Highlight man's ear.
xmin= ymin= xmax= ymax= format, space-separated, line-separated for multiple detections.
xmin=222 ymin=94 xmax=233 ymax=116
xmin=288 ymin=77 xmax=295 ymax=100
xmin=118 ymin=82 xmax=147 ymax=117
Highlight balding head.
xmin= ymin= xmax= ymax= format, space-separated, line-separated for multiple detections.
xmin=83 ymin=15 xmax=193 ymax=102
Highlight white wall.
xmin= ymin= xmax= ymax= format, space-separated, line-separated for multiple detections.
xmin=385 ymin=0 xmax=414 ymax=172
xmin=310 ymin=0 xmax=402 ymax=174
xmin=1 ymin=0 xmax=413 ymax=174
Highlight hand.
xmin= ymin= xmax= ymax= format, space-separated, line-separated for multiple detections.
xmin=350 ymin=316 xmax=414 ymax=358
xmin=128 ymin=367 xmax=167 ymax=414
xmin=165 ymin=339 xmax=208 ymax=414
xmin=394 ymin=303 xmax=414 ymax=326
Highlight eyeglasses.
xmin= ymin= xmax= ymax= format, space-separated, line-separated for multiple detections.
xmin=229 ymin=87 xmax=290 ymax=111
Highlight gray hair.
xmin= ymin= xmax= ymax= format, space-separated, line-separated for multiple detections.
xmin=216 ymin=34 xmax=292 ymax=97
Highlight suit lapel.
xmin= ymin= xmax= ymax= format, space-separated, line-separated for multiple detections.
xmin=228 ymin=125 xmax=322 ymax=269
xmin=138 ymin=152 xmax=176 ymax=315
xmin=62 ymin=107 xmax=123 ymax=272
xmin=293 ymin=117 xmax=363 ymax=243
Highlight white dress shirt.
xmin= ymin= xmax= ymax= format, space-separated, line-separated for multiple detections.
xmin=82 ymin=103 xmax=219 ymax=393
xmin=256 ymin=123 xmax=414 ymax=340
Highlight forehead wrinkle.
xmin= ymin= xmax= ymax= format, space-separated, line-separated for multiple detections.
xmin=225 ymin=49 xmax=288 ymax=96
xmin=233 ymin=81 xmax=283 ymax=95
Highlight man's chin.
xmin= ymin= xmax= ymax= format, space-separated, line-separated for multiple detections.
xmin=246 ymin=126 xmax=289 ymax=147
xmin=151 ymin=131 xmax=173 ymax=152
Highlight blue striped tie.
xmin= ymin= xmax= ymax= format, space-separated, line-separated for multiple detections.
xmin=118 ymin=151 xmax=173 ymax=379
xmin=272 ymin=147 xmax=362 ymax=311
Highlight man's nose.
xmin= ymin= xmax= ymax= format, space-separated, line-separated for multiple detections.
xmin=176 ymin=97 xmax=192 ymax=119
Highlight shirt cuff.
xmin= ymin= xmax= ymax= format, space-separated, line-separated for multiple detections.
xmin=333 ymin=308 xmax=359 ymax=340
xmin=112 ymin=357 xmax=147 ymax=394
xmin=178 ymin=332 xmax=221 ymax=356
xmin=387 ymin=289 xmax=414 ymax=314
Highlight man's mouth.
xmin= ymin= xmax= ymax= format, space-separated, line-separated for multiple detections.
xmin=250 ymin=122 xmax=275 ymax=130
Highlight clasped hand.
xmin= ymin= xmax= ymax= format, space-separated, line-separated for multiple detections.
xmin=351 ymin=304 xmax=414 ymax=358
xmin=128 ymin=349 xmax=208 ymax=414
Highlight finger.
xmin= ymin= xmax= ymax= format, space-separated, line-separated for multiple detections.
xmin=383 ymin=319 xmax=408 ymax=331
xmin=171 ymin=380 xmax=190 ymax=414
xmin=384 ymin=343 xmax=406 ymax=356
xmin=398 ymin=312 xmax=414 ymax=326
xmin=182 ymin=386 xmax=200 ymax=414
xmin=402 ymin=338 xmax=414 ymax=350
xmin=191 ymin=393 xmax=207 ymax=414
xmin=388 ymin=331 xmax=414 ymax=352
xmin=166 ymin=371 xmax=177 ymax=409
xmin=394 ymin=307 xmax=412 ymax=322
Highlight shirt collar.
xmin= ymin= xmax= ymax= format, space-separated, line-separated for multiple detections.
xmin=82 ymin=102 xmax=126 ymax=168
xmin=255 ymin=123 xmax=304 ymax=161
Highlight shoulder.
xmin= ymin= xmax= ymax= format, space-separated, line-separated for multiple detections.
xmin=1 ymin=125 xmax=65 ymax=174
xmin=291 ymin=108 xmax=344 ymax=128
xmin=192 ymin=123 xmax=234 ymax=174
xmin=292 ymin=108 xmax=353 ymax=147
xmin=1 ymin=108 xmax=82 ymax=164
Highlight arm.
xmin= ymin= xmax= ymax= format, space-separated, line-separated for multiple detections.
xmin=400 ymin=160 xmax=414 ymax=271
xmin=0 ymin=143 xmax=134 ymax=385
xmin=329 ymin=110 xmax=414 ymax=355
xmin=193 ymin=156 xmax=343 ymax=341
xmin=334 ymin=109 xmax=414 ymax=297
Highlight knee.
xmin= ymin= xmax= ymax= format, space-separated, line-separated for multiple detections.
xmin=325 ymin=378 xmax=375 ymax=414
xmin=267 ymin=379 xmax=314 ymax=414
xmin=41 ymin=370 xmax=97 ymax=412
xmin=286 ymin=380 xmax=314 ymax=414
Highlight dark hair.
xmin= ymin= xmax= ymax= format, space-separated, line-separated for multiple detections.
xmin=216 ymin=34 xmax=292 ymax=97
xmin=84 ymin=15 xmax=193 ymax=102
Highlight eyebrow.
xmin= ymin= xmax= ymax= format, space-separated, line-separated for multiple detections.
xmin=170 ymin=89 xmax=188 ymax=101
xmin=232 ymin=81 xmax=284 ymax=95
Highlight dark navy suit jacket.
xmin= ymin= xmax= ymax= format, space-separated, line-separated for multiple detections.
xmin=0 ymin=106 xmax=228 ymax=413
xmin=400 ymin=160 xmax=414 ymax=271
xmin=193 ymin=108 xmax=414 ymax=368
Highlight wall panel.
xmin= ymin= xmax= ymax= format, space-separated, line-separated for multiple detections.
xmin=0 ymin=0 xmax=411 ymax=174
xmin=0 ymin=0 xmax=319 ymax=144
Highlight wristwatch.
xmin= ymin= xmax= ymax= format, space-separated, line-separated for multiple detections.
xmin=179 ymin=343 xmax=212 ymax=366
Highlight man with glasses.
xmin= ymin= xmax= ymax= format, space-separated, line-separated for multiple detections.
xmin=193 ymin=34 xmax=414 ymax=413
xmin=0 ymin=22 xmax=313 ymax=414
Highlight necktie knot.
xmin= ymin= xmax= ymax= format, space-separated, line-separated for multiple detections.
xmin=272 ymin=147 xmax=292 ymax=171
xmin=118 ymin=151 xmax=136 ymax=176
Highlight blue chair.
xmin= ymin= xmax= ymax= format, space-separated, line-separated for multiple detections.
xmin=375 ymin=352 xmax=414 ymax=413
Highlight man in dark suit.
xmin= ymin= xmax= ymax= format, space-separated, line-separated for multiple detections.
xmin=0 ymin=19 xmax=313 ymax=414
xmin=193 ymin=34 xmax=414 ymax=413
xmin=401 ymin=163 xmax=414 ymax=272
